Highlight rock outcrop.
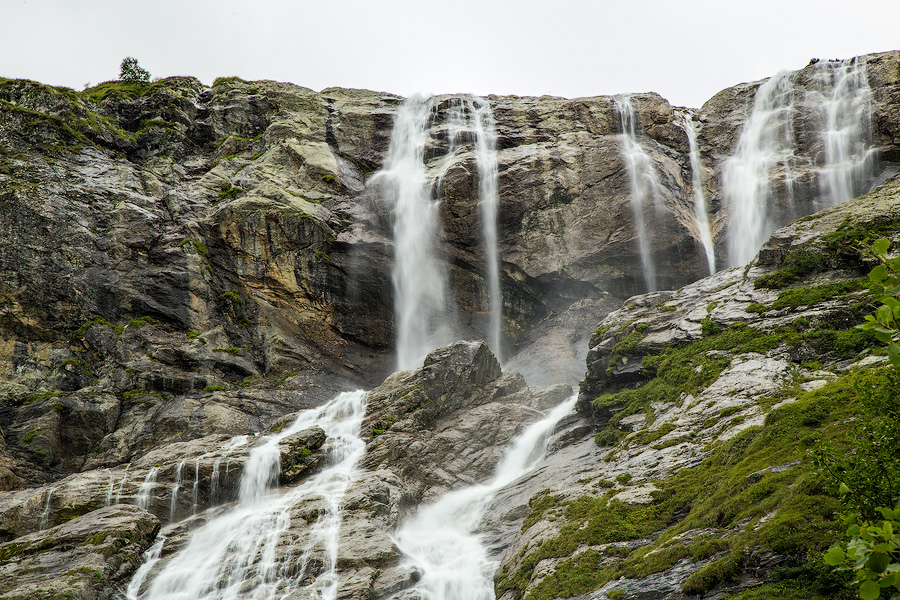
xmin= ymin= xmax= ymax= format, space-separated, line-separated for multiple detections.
xmin=495 ymin=175 xmax=900 ymax=600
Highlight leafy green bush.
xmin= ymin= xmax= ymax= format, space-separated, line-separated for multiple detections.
xmin=818 ymin=238 xmax=900 ymax=600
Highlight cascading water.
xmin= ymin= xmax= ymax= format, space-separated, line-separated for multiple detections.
xmin=393 ymin=395 xmax=577 ymax=600
xmin=126 ymin=535 xmax=166 ymax=600
xmin=723 ymin=71 xmax=797 ymax=267
xmin=38 ymin=489 xmax=52 ymax=531
xmin=447 ymin=97 xmax=504 ymax=362
xmin=374 ymin=95 xmax=452 ymax=371
xmin=616 ymin=96 xmax=663 ymax=292
xmin=169 ymin=460 xmax=185 ymax=521
xmin=679 ymin=113 xmax=717 ymax=275
xmin=130 ymin=390 xmax=368 ymax=600
xmin=135 ymin=468 xmax=159 ymax=510
xmin=810 ymin=57 xmax=875 ymax=208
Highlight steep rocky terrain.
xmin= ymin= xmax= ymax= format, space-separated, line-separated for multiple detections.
xmin=0 ymin=50 xmax=898 ymax=599
xmin=493 ymin=175 xmax=900 ymax=600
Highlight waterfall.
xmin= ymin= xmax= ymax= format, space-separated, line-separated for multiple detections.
xmin=374 ymin=95 xmax=452 ymax=371
xmin=723 ymin=71 xmax=797 ymax=267
xmin=393 ymin=395 xmax=577 ymax=600
xmin=126 ymin=535 xmax=166 ymax=600
xmin=447 ymin=97 xmax=504 ymax=363
xmin=616 ymin=96 xmax=662 ymax=292
xmin=135 ymin=468 xmax=159 ymax=511
xmin=169 ymin=460 xmax=185 ymax=522
xmin=191 ymin=459 xmax=200 ymax=515
xmin=680 ymin=113 xmax=717 ymax=275
xmin=132 ymin=390 xmax=368 ymax=600
xmin=38 ymin=489 xmax=52 ymax=531
xmin=105 ymin=470 xmax=115 ymax=507
xmin=811 ymin=57 xmax=875 ymax=208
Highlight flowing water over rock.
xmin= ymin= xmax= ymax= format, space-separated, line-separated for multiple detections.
xmin=373 ymin=96 xmax=452 ymax=371
xmin=447 ymin=97 xmax=504 ymax=362
xmin=680 ymin=113 xmax=717 ymax=275
xmin=724 ymin=71 xmax=797 ymax=267
xmin=811 ymin=57 xmax=875 ymax=208
xmin=393 ymin=395 xmax=577 ymax=600
xmin=130 ymin=390 xmax=368 ymax=600
xmin=615 ymin=96 xmax=662 ymax=292
xmin=376 ymin=94 xmax=505 ymax=369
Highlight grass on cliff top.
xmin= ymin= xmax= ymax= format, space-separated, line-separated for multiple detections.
xmin=592 ymin=313 xmax=876 ymax=436
xmin=499 ymin=367 xmax=900 ymax=600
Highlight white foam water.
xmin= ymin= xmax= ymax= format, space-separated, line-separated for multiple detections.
xmin=723 ymin=71 xmax=797 ymax=267
xmin=447 ymin=96 xmax=504 ymax=362
xmin=393 ymin=395 xmax=577 ymax=600
xmin=616 ymin=96 xmax=663 ymax=292
xmin=679 ymin=113 xmax=717 ymax=275
xmin=810 ymin=57 xmax=875 ymax=208
xmin=373 ymin=95 xmax=452 ymax=371
xmin=131 ymin=390 xmax=368 ymax=600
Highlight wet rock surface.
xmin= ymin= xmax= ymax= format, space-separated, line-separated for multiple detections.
xmin=0 ymin=504 xmax=159 ymax=600
xmin=0 ymin=50 xmax=898 ymax=600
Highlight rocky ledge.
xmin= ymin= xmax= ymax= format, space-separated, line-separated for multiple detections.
xmin=492 ymin=175 xmax=900 ymax=600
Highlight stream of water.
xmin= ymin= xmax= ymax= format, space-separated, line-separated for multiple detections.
xmin=393 ymin=395 xmax=577 ymax=600
xmin=616 ymin=96 xmax=662 ymax=292
xmin=680 ymin=113 xmax=717 ymax=275
xmin=131 ymin=390 xmax=368 ymax=600
xmin=811 ymin=57 xmax=875 ymax=209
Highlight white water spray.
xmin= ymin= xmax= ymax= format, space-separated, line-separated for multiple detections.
xmin=811 ymin=57 xmax=875 ymax=208
xmin=724 ymin=71 xmax=797 ymax=267
xmin=126 ymin=535 xmax=166 ymax=600
xmin=135 ymin=468 xmax=159 ymax=511
xmin=169 ymin=460 xmax=185 ymax=522
xmin=38 ymin=489 xmax=52 ymax=531
xmin=616 ymin=96 xmax=663 ymax=292
xmin=191 ymin=459 xmax=200 ymax=515
xmin=680 ymin=113 xmax=717 ymax=275
xmin=394 ymin=395 xmax=577 ymax=600
xmin=447 ymin=97 xmax=504 ymax=362
xmin=133 ymin=390 xmax=368 ymax=600
xmin=375 ymin=95 xmax=452 ymax=371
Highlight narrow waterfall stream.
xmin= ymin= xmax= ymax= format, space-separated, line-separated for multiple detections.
xmin=723 ymin=71 xmax=797 ymax=267
xmin=374 ymin=95 xmax=451 ymax=371
xmin=615 ymin=96 xmax=662 ymax=292
xmin=393 ymin=395 xmax=577 ymax=600
xmin=811 ymin=57 xmax=875 ymax=208
xmin=472 ymin=99 xmax=503 ymax=364
xmin=680 ymin=114 xmax=717 ymax=275
xmin=376 ymin=94 xmax=505 ymax=369
xmin=447 ymin=96 xmax=504 ymax=363
xmin=129 ymin=390 xmax=368 ymax=600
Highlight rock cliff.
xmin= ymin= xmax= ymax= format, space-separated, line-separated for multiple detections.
xmin=0 ymin=50 xmax=899 ymax=600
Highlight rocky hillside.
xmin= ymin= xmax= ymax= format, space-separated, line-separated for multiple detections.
xmin=494 ymin=175 xmax=900 ymax=600
xmin=0 ymin=50 xmax=898 ymax=599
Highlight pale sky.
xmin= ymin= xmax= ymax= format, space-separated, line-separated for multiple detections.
xmin=2 ymin=0 xmax=898 ymax=108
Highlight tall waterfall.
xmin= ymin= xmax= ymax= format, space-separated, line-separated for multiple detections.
xmin=131 ymin=390 xmax=368 ymax=600
xmin=448 ymin=97 xmax=504 ymax=363
xmin=375 ymin=94 xmax=505 ymax=370
xmin=393 ymin=395 xmax=577 ymax=600
xmin=723 ymin=71 xmax=797 ymax=267
xmin=811 ymin=57 xmax=874 ymax=208
xmin=680 ymin=114 xmax=717 ymax=275
xmin=616 ymin=96 xmax=661 ymax=292
xmin=375 ymin=95 xmax=452 ymax=371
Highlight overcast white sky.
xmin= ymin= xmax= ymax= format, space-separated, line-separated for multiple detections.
xmin=2 ymin=0 xmax=898 ymax=108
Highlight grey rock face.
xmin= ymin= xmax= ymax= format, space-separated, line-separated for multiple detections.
xmin=0 ymin=504 xmax=159 ymax=600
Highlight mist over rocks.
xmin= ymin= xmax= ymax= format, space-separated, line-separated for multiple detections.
xmin=0 ymin=50 xmax=899 ymax=599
